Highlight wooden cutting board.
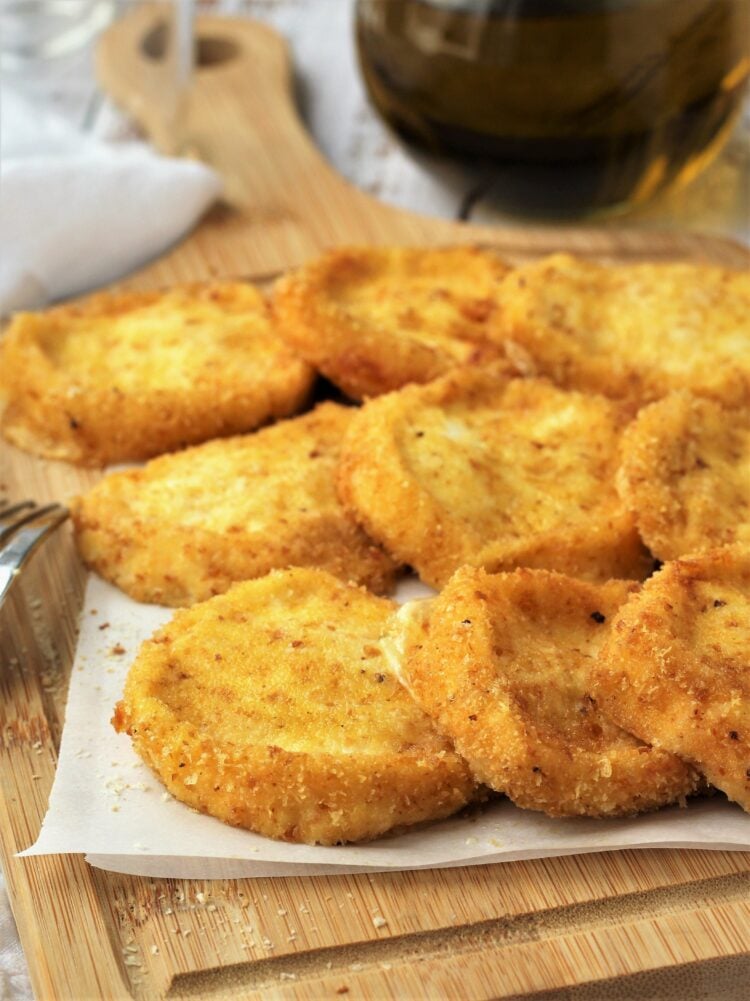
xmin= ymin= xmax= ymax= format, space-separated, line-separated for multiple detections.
xmin=2 ymin=9 xmax=750 ymax=1000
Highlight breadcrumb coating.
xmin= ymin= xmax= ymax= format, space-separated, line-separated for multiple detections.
xmin=113 ymin=568 xmax=475 ymax=844
xmin=0 ymin=283 xmax=313 ymax=465
xmin=72 ymin=402 xmax=399 ymax=605
xmin=617 ymin=392 xmax=750 ymax=560
xmin=338 ymin=364 xmax=651 ymax=587
xmin=593 ymin=548 xmax=750 ymax=810
xmin=272 ymin=245 xmax=521 ymax=399
xmin=496 ymin=254 xmax=750 ymax=404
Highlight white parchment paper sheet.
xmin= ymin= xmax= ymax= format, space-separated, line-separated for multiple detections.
xmin=22 ymin=576 xmax=750 ymax=878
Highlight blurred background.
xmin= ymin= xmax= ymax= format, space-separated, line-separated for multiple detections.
xmin=2 ymin=0 xmax=748 ymax=241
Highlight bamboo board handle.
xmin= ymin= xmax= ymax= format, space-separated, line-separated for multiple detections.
xmin=95 ymin=6 xmax=455 ymax=283
xmin=98 ymin=8 xmax=340 ymax=202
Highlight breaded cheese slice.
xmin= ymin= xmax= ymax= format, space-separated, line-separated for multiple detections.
xmin=592 ymin=548 xmax=750 ymax=811
xmin=112 ymin=568 xmax=475 ymax=844
xmin=496 ymin=254 xmax=750 ymax=404
xmin=272 ymin=246 xmax=521 ymax=400
xmin=617 ymin=393 xmax=750 ymax=561
xmin=338 ymin=364 xmax=651 ymax=588
xmin=72 ymin=402 xmax=398 ymax=605
xmin=391 ymin=567 xmax=699 ymax=817
xmin=0 ymin=283 xmax=314 ymax=466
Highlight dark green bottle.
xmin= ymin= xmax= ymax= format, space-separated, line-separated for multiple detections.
xmin=355 ymin=0 xmax=750 ymax=217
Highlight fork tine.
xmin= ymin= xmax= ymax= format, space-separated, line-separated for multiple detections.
xmin=0 ymin=502 xmax=63 ymax=547
xmin=0 ymin=500 xmax=36 ymax=534
xmin=0 ymin=503 xmax=69 ymax=605
xmin=0 ymin=500 xmax=34 ymax=515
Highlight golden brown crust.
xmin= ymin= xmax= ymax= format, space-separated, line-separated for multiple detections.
xmin=72 ymin=402 xmax=399 ymax=606
xmin=395 ymin=567 xmax=700 ymax=817
xmin=495 ymin=254 xmax=750 ymax=404
xmin=617 ymin=392 xmax=750 ymax=561
xmin=593 ymin=547 xmax=750 ymax=811
xmin=0 ymin=283 xmax=314 ymax=466
xmin=272 ymin=246 xmax=523 ymax=400
xmin=338 ymin=363 xmax=651 ymax=588
xmin=113 ymin=568 xmax=475 ymax=844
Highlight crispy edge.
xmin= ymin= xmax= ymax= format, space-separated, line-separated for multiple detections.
xmin=0 ymin=283 xmax=314 ymax=466
xmin=272 ymin=245 xmax=516 ymax=400
xmin=592 ymin=547 xmax=750 ymax=810
xmin=398 ymin=567 xmax=699 ymax=817
xmin=337 ymin=364 xmax=650 ymax=588
xmin=113 ymin=570 xmax=475 ymax=844
xmin=71 ymin=402 xmax=399 ymax=605
xmin=617 ymin=392 xmax=750 ymax=560
xmin=495 ymin=253 xmax=750 ymax=405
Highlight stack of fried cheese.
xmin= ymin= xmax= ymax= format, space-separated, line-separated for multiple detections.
xmin=388 ymin=553 xmax=750 ymax=820
xmin=390 ymin=567 xmax=701 ymax=818
xmin=5 ymin=247 xmax=750 ymax=844
xmin=118 ymin=555 xmax=750 ymax=844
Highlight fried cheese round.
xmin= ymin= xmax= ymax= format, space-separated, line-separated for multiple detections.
xmin=496 ymin=254 xmax=750 ymax=404
xmin=272 ymin=246 xmax=519 ymax=400
xmin=338 ymin=365 xmax=651 ymax=588
xmin=72 ymin=402 xmax=398 ymax=606
xmin=0 ymin=283 xmax=314 ymax=466
xmin=113 ymin=568 xmax=475 ymax=844
xmin=394 ymin=567 xmax=699 ymax=817
xmin=592 ymin=547 xmax=750 ymax=811
xmin=617 ymin=393 xmax=750 ymax=561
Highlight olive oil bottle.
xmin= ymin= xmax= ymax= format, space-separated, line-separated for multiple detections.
xmin=355 ymin=0 xmax=750 ymax=217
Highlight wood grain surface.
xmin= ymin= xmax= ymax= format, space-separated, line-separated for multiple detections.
xmin=1 ymin=10 xmax=749 ymax=1000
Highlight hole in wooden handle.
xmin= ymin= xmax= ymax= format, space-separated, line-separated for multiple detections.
xmin=196 ymin=35 xmax=239 ymax=68
xmin=141 ymin=19 xmax=168 ymax=60
xmin=141 ymin=21 xmax=238 ymax=68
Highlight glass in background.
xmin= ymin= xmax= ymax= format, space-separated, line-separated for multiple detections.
xmin=0 ymin=1 xmax=194 ymax=156
xmin=0 ymin=0 xmax=116 ymax=69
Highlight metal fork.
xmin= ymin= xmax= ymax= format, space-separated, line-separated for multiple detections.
xmin=0 ymin=500 xmax=69 ymax=605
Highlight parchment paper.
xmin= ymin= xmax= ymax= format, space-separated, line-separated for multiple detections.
xmin=22 ymin=575 xmax=750 ymax=878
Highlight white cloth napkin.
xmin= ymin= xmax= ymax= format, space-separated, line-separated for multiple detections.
xmin=0 ymin=89 xmax=222 ymax=314
xmin=0 ymin=887 xmax=31 ymax=1001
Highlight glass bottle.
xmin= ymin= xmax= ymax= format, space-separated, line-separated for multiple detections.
xmin=355 ymin=0 xmax=750 ymax=217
